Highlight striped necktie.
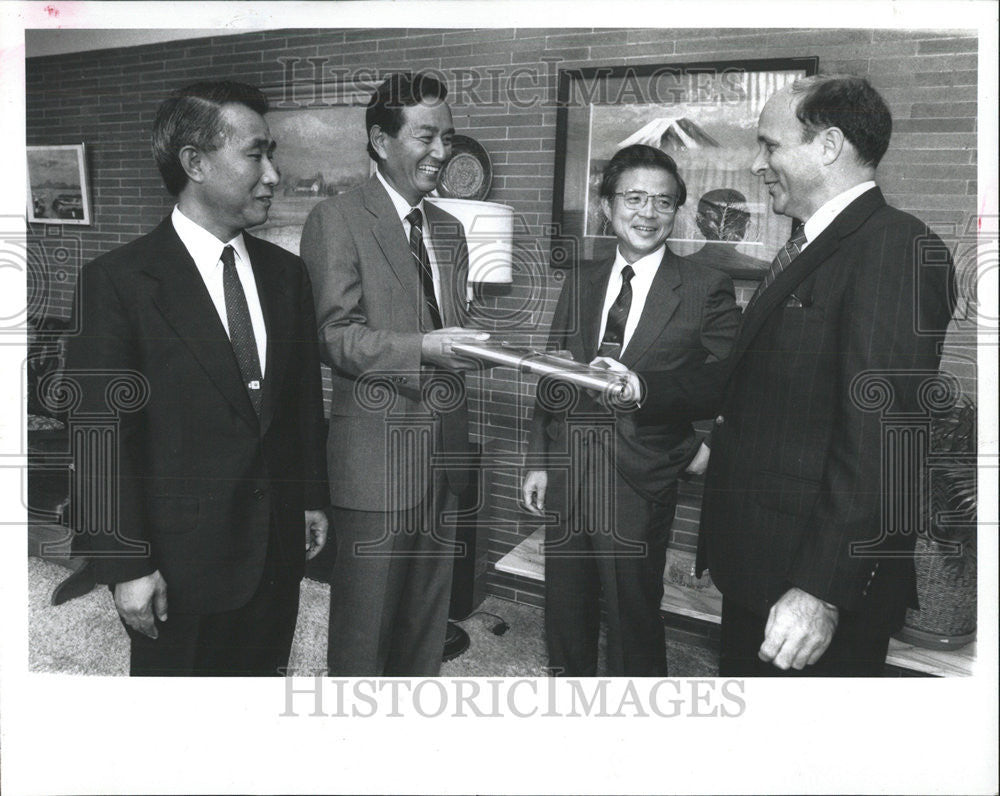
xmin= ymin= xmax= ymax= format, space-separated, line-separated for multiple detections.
xmin=746 ymin=225 xmax=808 ymax=312
xmin=405 ymin=207 xmax=443 ymax=330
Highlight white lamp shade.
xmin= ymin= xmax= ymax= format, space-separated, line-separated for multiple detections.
xmin=426 ymin=197 xmax=514 ymax=286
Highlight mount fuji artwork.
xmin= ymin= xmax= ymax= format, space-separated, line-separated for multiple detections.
xmin=558 ymin=66 xmax=807 ymax=270
xmin=616 ymin=116 xmax=723 ymax=151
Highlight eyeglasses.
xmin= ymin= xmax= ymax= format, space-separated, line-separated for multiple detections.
xmin=613 ymin=191 xmax=679 ymax=214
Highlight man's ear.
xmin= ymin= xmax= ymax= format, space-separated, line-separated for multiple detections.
xmin=178 ymin=145 xmax=205 ymax=185
xmin=369 ymin=125 xmax=389 ymax=162
xmin=819 ymin=126 xmax=846 ymax=166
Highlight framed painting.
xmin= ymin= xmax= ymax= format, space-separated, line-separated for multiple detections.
xmin=26 ymin=144 xmax=92 ymax=225
xmin=552 ymin=57 xmax=819 ymax=277
xmin=255 ymin=81 xmax=373 ymax=253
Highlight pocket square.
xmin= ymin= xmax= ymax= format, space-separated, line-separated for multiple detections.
xmin=784 ymin=295 xmax=804 ymax=308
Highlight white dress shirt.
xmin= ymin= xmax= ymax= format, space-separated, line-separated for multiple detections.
xmin=596 ymin=244 xmax=665 ymax=355
xmin=801 ymin=181 xmax=878 ymax=251
xmin=171 ymin=206 xmax=267 ymax=374
xmin=375 ymin=168 xmax=443 ymax=308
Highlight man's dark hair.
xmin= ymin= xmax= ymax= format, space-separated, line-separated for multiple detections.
xmin=152 ymin=81 xmax=269 ymax=196
xmin=791 ymin=75 xmax=892 ymax=168
xmin=598 ymin=144 xmax=687 ymax=207
xmin=365 ymin=72 xmax=449 ymax=161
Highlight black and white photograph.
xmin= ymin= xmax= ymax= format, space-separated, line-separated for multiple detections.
xmin=1 ymin=3 xmax=996 ymax=795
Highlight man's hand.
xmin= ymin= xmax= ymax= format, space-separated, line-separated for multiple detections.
xmin=522 ymin=470 xmax=548 ymax=516
xmin=304 ymin=509 xmax=329 ymax=560
xmin=421 ymin=327 xmax=490 ymax=370
xmin=114 ymin=570 xmax=168 ymax=640
xmin=759 ymin=587 xmax=839 ymax=670
xmin=589 ymin=356 xmax=643 ymax=407
xmin=684 ymin=441 xmax=711 ymax=476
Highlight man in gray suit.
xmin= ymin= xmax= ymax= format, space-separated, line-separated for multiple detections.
xmin=300 ymin=72 xmax=487 ymax=676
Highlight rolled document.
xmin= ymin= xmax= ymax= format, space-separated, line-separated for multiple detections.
xmin=450 ymin=340 xmax=630 ymax=399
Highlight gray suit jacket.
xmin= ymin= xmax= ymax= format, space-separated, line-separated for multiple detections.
xmin=300 ymin=175 xmax=471 ymax=511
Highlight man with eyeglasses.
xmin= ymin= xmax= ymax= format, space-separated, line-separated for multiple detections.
xmin=523 ymin=144 xmax=740 ymax=676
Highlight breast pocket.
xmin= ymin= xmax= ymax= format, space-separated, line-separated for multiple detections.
xmin=774 ymin=303 xmax=825 ymax=348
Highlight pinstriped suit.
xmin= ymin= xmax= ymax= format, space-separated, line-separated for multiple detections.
xmin=644 ymin=188 xmax=956 ymax=674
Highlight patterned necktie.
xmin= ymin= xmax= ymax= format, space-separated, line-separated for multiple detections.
xmin=745 ymin=225 xmax=808 ymax=312
xmin=221 ymin=245 xmax=263 ymax=416
xmin=405 ymin=207 xmax=443 ymax=330
xmin=597 ymin=264 xmax=635 ymax=358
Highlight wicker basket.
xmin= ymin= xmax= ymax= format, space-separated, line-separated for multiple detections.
xmin=896 ymin=534 xmax=977 ymax=650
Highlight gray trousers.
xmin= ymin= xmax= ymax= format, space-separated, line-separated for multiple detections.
xmin=326 ymin=476 xmax=458 ymax=676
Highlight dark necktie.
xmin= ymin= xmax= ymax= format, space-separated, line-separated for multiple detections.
xmin=745 ymin=224 xmax=808 ymax=312
xmin=405 ymin=207 xmax=443 ymax=330
xmin=221 ymin=245 xmax=263 ymax=416
xmin=597 ymin=264 xmax=635 ymax=358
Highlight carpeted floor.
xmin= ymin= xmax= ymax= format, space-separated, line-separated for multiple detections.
xmin=28 ymin=556 xmax=718 ymax=676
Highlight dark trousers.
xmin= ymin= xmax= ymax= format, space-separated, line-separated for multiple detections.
xmin=719 ymin=597 xmax=892 ymax=677
xmin=326 ymin=476 xmax=458 ymax=677
xmin=125 ymin=536 xmax=301 ymax=677
xmin=544 ymin=460 xmax=678 ymax=677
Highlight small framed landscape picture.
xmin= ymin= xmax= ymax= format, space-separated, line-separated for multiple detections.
xmin=27 ymin=144 xmax=92 ymax=226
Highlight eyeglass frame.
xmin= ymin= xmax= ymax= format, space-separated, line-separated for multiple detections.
xmin=611 ymin=190 xmax=680 ymax=214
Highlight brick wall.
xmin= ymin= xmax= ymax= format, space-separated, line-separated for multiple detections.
xmin=27 ymin=28 xmax=979 ymax=607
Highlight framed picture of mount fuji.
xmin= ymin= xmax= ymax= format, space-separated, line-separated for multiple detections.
xmin=551 ymin=57 xmax=818 ymax=277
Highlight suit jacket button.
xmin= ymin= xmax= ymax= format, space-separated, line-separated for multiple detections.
xmin=253 ymin=488 xmax=266 ymax=500
xmin=715 ymin=415 xmax=725 ymax=426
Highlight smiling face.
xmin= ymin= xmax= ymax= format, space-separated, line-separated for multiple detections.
xmin=751 ymin=89 xmax=828 ymax=221
xmin=194 ymin=102 xmax=279 ymax=240
xmin=600 ymin=166 xmax=679 ymax=263
xmin=372 ymin=100 xmax=454 ymax=206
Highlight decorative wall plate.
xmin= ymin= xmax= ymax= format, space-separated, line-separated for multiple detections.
xmin=437 ymin=134 xmax=492 ymax=200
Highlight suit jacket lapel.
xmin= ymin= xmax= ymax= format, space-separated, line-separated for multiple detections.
xmin=621 ymin=248 xmax=681 ymax=368
xmin=363 ymin=176 xmax=422 ymax=323
xmin=424 ymin=201 xmax=468 ymax=326
xmin=144 ymin=218 xmax=259 ymax=431
xmin=728 ymin=187 xmax=888 ymax=370
xmin=582 ymin=260 xmax=614 ymax=360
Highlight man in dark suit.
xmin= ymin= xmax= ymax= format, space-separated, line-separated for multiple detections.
xmin=642 ymin=75 xmax=956 ymax=676
xmin=522 ymin=145 xmax=740 ymax=676
xmin=300 ymin=72 xmax=487 ymax=676
xmin=67 ymin=81 xmax=329 ymax=676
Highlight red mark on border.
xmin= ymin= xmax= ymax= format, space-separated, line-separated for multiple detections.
xmin=44 ymin=5 xmax=60 ymax=16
